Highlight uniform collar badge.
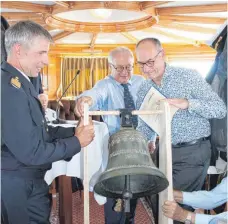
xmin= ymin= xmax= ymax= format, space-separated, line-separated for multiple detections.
xmin=11 ymin=76 xmax=21 ymax=89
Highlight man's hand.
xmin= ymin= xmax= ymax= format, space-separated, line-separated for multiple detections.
xmin=162 ymin=201 xmax=189 ymax=223
xmin=74 ymin=96 xmax=93 ymax=117
xmin=165 ymin=98 xmax=189 ymax=110
xmin=75 ymin=117 xmax=95 ymax=147
xmin=173 ymin=190 xmax=183 ymax=203
xmin=148 ymin=141 xmax=156 ymax=154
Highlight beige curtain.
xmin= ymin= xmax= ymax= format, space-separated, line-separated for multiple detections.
xmin=61 ymin=57 xmax=109 ymax=97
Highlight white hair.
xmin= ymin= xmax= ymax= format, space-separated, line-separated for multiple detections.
xmin=5 ymin=20 xmax=53 ymax=56
xmin=108 ymin=46 xmax=134 ymax=64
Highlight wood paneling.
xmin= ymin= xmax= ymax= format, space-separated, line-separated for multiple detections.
xmin=159 ymin=15 xmax=226 ymax=24
xmin=45 ymin=14 xmax=156 ymax=33
xmin=51 ymin=1 xmax=141 ymax=14
xmin=1 ymin=1 xmax=51 ymax=13
xmin=157 ymin=3 xmax=227 ymax=15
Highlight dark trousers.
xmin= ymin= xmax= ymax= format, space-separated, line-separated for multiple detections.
xmin=104 ymin=198 xmax=138 ymax=224
xmin=1 ymin=174 xmax=51 ymax=224
xmin=150 ymin=140 xmax=211 ymax=224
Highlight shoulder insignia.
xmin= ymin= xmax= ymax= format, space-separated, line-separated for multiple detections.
xmin=11 ymin=77 xmax=21 ymax=89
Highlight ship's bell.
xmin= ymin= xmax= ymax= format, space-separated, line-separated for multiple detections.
xmin=94 ymin=128 xmax=169 ymax=199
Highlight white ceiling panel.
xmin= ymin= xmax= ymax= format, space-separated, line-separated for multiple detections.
xmin=96 ymin=33 xmax=131 ymax=44
xmin=29 ymin=1 xmax=55 ymax=5
xmin=56 ymin=9 xmax=148 ymax=23
xmin=49 ymin=29 xmax=65 ymax=36
xmin=130 ymin=30 xmax=179 ymax=43
xmin=172 ymin=22 xmax=221 ymax=29
xmin=177 ymin=12 xmax=228 ymax=18
xmin=55 ymin=32 xmax=92 ymax=44
xmin=157 ymin=27 xmax=214 ymax=41
xmin=1 ymin=8 xmax=32 ymax=12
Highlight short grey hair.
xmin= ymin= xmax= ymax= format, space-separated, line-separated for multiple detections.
xmin=136 ymin=37 xmax=163 ymax=51
xmin=5 ymin=20 xmax=53 ymax=56
xmin=108 ymin=46 xmax=134 ymax=64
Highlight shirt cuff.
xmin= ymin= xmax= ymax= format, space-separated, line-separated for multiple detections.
xmin=188 ymin=99 xmax=201 ymax=114
xmin=195 ymin=214 xmax=213 ymax=224
xmin=183 ymin=192 xmax=195 ymax=207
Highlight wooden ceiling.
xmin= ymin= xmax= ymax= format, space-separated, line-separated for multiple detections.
xmin=1 ymin=1 xmax=227 ymax=54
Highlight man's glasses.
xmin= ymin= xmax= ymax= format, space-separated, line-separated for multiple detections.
xmin=136 ymin=50 xmax=162 ymax=69
xmin=110 ymin=64 xmax=133 ymax=73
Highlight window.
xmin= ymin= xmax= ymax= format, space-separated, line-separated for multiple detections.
xmin=169 ymin=60 xmax=214 ymax=78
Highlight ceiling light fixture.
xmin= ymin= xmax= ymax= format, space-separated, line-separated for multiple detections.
xmin=90 ymin=9 xmax=113 ymax=19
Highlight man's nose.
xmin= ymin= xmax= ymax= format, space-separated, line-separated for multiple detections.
xmin=143 ymin=65 xmax=151 ymax=73
xmin=121 ymin=67 xmax=129 ymax=74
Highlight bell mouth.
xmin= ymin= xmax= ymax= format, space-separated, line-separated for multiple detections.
xmin=94 ymin=167 xmax=169 ymax=199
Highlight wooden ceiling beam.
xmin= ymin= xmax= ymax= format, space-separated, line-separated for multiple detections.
xmin=53 ymin=31 xmax=75 ymax=42
xmin=53 ymin=1 xmax=71 ymax=8
xmin=155 ymin=21 xmax=217 ymax=34
xmin=157 ymin=3 xmax=227 ymax=15
xmin=90 ymin=33 xmax=98 ymax=49
xmin=1 ymin=12 xmax=43 ymax=21
xmin=43 ymin=25 xmax=56 ymax=31
xmin=141 ymin=1 xmax=171 ymax=9
xmin=52 ymin=1 xmax=140 ymax=14
xmin=1 ymin=1 xmax=52 ymax=13
xmin=159 ymin=15 xmax=226 ymax=24
xmin=121 ymin=33 xmax=138 ymax=43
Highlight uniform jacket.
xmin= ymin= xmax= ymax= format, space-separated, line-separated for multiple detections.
xmin=1 ymin=62 xmax=81 ymax=171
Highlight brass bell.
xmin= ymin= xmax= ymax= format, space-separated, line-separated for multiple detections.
xmin=94 ymin=128 xmax=169 ymax=199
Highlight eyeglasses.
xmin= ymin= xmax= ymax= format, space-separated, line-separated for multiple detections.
xmin=110 ymin=64 xmax=133 ymax=73
xmin=136 ymin=50 xmax=162 ymax=69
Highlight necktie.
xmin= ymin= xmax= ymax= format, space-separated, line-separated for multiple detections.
xmin=121 ymin=83 xmax=138 ymax=128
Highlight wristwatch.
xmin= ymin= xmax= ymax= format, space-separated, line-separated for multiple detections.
xmin=184 ymin=212 xmax=192 ymax=224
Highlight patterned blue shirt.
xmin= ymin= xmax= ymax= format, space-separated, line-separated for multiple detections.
xmin=136 ymin=64 xmax=226 ymax=144
xmin=78 ymin=75 xmax=145 ymax=135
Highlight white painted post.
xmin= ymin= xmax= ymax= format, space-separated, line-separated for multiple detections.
xmin=83 ymin=103 xmax=89 ymax=224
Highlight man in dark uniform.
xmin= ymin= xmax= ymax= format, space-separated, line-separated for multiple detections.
xmin=1 ymin=20 xmax=95 ymax=224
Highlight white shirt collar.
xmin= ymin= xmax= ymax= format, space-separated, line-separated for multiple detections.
xmin=15 ymin=67 xmax=30 ymax=82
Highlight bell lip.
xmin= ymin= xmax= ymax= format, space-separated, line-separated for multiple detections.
xmin=94 ymin=167 xmax=169 ymax=198
xmin=96 ymin=166 xmax=167 ymax=180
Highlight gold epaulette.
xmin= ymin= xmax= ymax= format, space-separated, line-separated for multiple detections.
xmin=11 ymin=76 xmax=21 ymax=89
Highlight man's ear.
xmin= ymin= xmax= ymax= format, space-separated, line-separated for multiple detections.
xmin=161 ymin=49 xmax=165 ymax=59
xmin=108 ymin=64 xmax=112 ymax=74
xmin=14 ymin=43 xmax=22 ymax=57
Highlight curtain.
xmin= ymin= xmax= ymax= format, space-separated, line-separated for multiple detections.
xmin=61 ymin=57 xmax=109 ymax=97
xmin=61 ymin=56 xmax=143 ymax=97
